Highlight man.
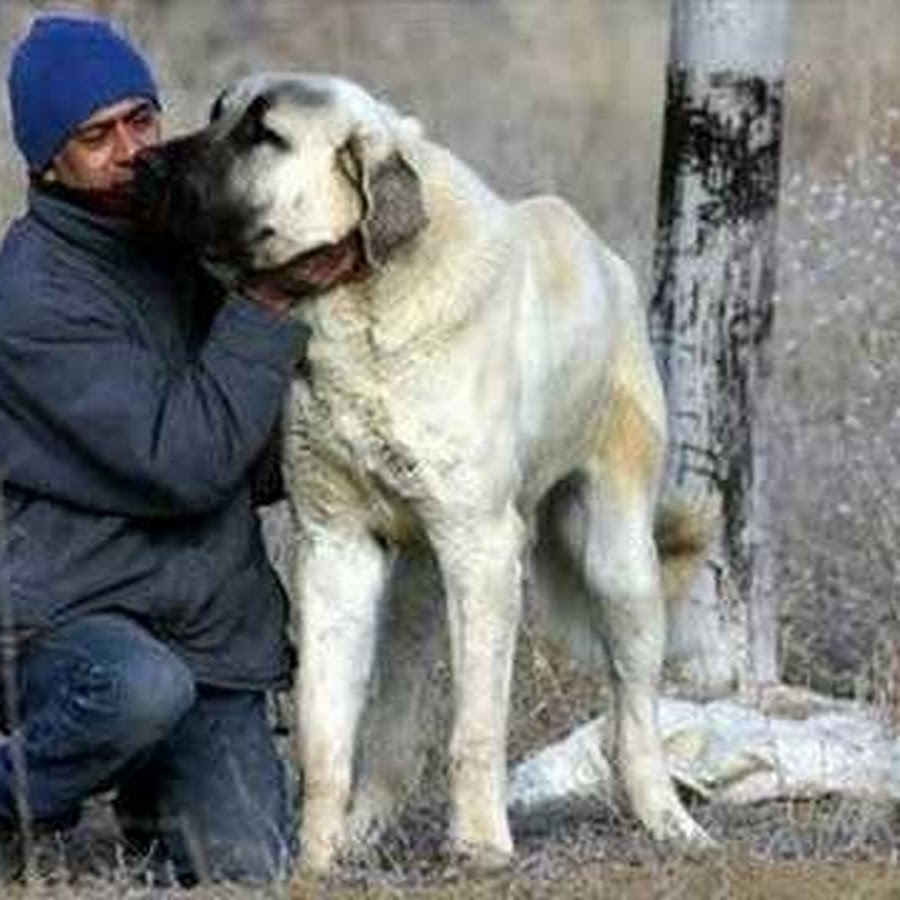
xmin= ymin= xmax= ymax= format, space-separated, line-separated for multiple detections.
xmin=0 ymin=14 xmax=303 ymax=884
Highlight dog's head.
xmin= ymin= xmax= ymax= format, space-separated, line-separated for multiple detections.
xmin=136 ymin=74 xmax=428 ymax=293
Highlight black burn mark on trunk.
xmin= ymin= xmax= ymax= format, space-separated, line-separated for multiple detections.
xmin=650 ymin=67 xmax=784 ymax=600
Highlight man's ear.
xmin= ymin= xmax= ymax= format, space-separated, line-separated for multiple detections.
xmin=342 ymin=133 xmax=428 ymax=269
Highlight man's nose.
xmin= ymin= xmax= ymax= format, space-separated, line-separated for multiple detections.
xmin=113 ymin=120 xmax=149 ymax=162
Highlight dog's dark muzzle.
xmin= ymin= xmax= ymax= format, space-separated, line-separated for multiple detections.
xmin=133 ymin=145 xmax=171 ymax=192
xmin=132 ymin=138 xmax=249 ymax=263
xmin=134 ymin=132 xmax=221 ymax=234
xmin=132 ymin=145 xmax=180 ymax=235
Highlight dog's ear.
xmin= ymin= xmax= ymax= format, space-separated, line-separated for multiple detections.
xmin=342 ymin=134 xmax=428 ymax=268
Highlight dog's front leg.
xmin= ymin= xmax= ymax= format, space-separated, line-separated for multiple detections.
xmin=430 ymin=506 xmax=525 ymax=867
xmin=293 ymin=520 xmax=389 ymax=874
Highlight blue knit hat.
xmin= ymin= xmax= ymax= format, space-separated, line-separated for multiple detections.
xmin=8 ymin=14 xmax=159 ymax=172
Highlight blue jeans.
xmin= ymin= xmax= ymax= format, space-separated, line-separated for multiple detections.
xmin=0 ymin=613 xmax=293 ymax=884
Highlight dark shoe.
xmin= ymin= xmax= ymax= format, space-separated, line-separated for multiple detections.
xmin=0 ymin=827 xmax=23 ymax=882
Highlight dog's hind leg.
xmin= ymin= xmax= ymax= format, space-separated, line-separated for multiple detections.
xmin=294 ymin=521 xmax=390 ymax=873
xmin=573 ymin=384 xmax=711 ymax=848
xmin=527 ymin=475 xmax=609 ymax=670
xmin=349 ymin=547 xmax=446 ymax=847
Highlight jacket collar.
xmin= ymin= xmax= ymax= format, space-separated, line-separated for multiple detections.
xmin=27 ymin=185 xmax=143 ymax=261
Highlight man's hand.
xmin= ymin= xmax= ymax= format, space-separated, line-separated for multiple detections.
xmin=242 ymin=279 xmax=297 ymax=317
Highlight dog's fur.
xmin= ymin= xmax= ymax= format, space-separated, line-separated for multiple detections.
xmin=148 ymin=73 xmax=712 ymax=872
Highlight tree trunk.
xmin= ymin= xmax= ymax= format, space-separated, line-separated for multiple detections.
xmin=652 ymin=0 xmax=787 ymax=695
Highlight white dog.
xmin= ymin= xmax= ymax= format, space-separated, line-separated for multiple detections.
xmin=143 ymin=73 xmax=712 ymax=873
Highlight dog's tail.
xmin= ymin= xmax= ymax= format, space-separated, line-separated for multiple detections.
xmin=654 ymin=493 xmax=717 ymax=608
xmin=656 ymin=493 xmax=738 ymax=696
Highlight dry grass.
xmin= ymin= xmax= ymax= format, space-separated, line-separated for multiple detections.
xmin=2 ymin=794 xmax=899 ymax=897
xmin=770 ymin=134 xmax=900 ymax=700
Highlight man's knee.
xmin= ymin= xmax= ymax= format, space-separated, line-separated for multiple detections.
xmin=112 ymin=643 xmax=196 ymax=744
xmin=22 ymin=614 xmax=196 ymax=750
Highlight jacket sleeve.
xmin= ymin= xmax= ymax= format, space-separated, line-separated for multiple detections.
xmin=249 ymin=422 xmax=287 ymax=508
xmin=0 ymin=274 xmax=305 ymax=517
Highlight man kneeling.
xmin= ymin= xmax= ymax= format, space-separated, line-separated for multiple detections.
xmin=0 ymin=14 xmax=303 ymax=884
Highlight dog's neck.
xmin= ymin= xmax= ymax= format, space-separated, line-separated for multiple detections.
xmin=293 ymin=140 xmax=513 ymax=361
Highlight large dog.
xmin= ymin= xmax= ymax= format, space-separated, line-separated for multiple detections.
xmin=139 ymin=73 xmax=712 ymax=872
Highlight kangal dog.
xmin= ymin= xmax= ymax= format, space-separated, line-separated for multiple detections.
xmin=139 ymin=73 xmax=712 ymax=872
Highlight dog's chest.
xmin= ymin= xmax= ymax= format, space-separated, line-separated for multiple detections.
xmin=282 ymin=318 xmax=427 ymax=535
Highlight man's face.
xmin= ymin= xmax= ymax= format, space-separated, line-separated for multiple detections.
xmin=49 ymin=96 xmax=161 ymax=191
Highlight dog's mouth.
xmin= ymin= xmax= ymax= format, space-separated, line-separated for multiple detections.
xmin=240 ymin=229 xmax=370 ymax=297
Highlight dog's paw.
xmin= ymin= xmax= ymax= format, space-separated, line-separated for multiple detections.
xmin=297 ymin=832 xmax=343 ymax=878
xmin=648 ymin=804 xmax=717 ymax=856
xmin=443 ymin=839 xmax=515 ymax=876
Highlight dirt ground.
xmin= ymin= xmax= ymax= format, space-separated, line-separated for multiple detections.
xmin=2 ymin=792 xmax=899 ymax=898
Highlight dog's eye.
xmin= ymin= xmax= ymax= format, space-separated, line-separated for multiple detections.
xmin=258 ymin=122 xmax=289 ymax=151
xmin=233 ymin=95 xmax=290 ymax=151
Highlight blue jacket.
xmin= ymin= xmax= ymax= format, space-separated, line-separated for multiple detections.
xmin=0 ymin=188 xmax=305 ymax=689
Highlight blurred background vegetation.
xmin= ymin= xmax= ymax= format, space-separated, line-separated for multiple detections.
xmin=0 ymin=0 xmax=898 ymax=709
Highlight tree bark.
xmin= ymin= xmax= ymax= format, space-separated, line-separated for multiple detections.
xmin=652 ymin=0 xmax=787 ymax=694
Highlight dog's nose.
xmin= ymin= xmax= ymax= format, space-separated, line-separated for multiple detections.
xmin=131 ymin=147 xmax=174 ymax=229
xmin=133 ymin=146 xmax=170 ymax=187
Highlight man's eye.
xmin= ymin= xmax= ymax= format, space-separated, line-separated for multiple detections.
xmin=77 ymin=127 xmax=109 ymax=146
xmin=128 ymin=106 xmax=157 ymax=130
